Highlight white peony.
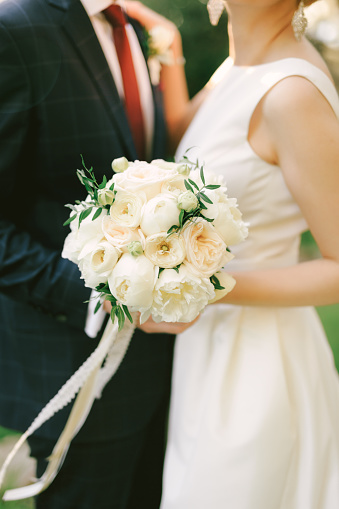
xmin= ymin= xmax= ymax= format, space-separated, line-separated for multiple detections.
xmin=144 ymin=232 xmax=186 ymax=268
xmin=108 ymin=253 xmax=158 ymax=309
xmin=78 ymin=241 xmax=120 ymax=289
xmin=151 ymin=265 xmax=215 ymax=323
xmin=183 ymin=218 xmax=233 ymax=278
xmin=109 ymin=190 xmax=146 ymax=229
xmin=113 ymin=161 xmax=175 ymax=200
xmin=102 ymin=216 xmax=142 ymax=251
xmin=140 ymin=194 xmax=181 ymax=236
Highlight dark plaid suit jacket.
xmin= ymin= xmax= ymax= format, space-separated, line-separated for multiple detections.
xmin=0 ymin=0 xmax=174 ymax=443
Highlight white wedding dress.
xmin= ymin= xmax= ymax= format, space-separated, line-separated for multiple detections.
xmin=160 ymin=58 xmax=339 ymax=509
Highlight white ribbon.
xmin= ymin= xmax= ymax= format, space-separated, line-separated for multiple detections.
xmin=0 ymin=316 xmax=135 ymax=501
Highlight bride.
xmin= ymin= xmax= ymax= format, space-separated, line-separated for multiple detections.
xmin=126 ymin=0 xmax=339 ymax=507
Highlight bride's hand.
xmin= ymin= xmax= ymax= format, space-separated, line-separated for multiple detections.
xmin=124 ymin=1 xmax=177 ymax=34
xmin=103 ymin=300 xmax=199 ymax=334
xmin=136 ymin=314 xmax=200 ymax=335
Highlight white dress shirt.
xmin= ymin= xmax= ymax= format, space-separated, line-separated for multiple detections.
xmin=80 ymin=0 xmax=155 ymax=337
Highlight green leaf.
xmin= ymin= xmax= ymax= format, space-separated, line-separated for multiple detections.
xmin=63 ymin=214 xmax=77 ymax=226
xmin=122 ymin=305 xmax=133 ymax=324
xmin=117 ymin=306 xmax=125 ymax=331
xmin=78 ymin=207 xmax=92 ymax=227
xmin=188 ymin=178 xmax=199 ymax=191
xmin=110 ymin=307 xmax=117 ymax=324
xmin=199 ymin=192 xmax=213 ymax=204
xmin=99 ymin=175 xmax=107 ymax=189
xmin=109 ymin=183 xmax=115 ymax=192
xmin=205 ymin=184 xmax=220 ymax=190
xmin=199 ymin=201 xmax=207 ymax=210
xmin=167 ymin=225 xmax=179 ymax=235
xmin=179 ymin=208 xmax=185 ymax=227
xmin=184 ymin=180 xmax=194 ymax=193
xmin=92 ymin=208 xmax=103 ymax=221
xmin=94 ymin=300 xmax=102 ymax=314
xmin=201 ymin=215 xmax=214 ymax=222
xmin=210 ymin=275 xmax=225 ymax=291
xmin=200 ymin=166 xmax=206 ymax=186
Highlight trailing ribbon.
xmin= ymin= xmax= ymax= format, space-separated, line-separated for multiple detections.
xmin=0 ymin=317 xmax=135 ymax=501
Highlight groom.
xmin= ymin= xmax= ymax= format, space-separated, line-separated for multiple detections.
xmin=0 ymin=0 xmax=174 ymax=507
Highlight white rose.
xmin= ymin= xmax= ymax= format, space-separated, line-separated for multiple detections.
xmin=109 ymin=190 xmax=146 ymax=229
xmin=78 ymin=241 xmax=120 ymax=289
xmin=183 ymin=218 xmax=233 ymax=278
xmin=151 ymin=265 xmax=215 ymax=323
xmin=151 ymin=159 xmax=189 ymax=176
xmin=108 ymin=253 xmax=158 ymax=309
xmin=102 ymin=216 xmax=142 ymax=251
xmin=113 ymin=161 xmax=175 ymax=200
xmin=203 ymin=194 xmax=249 ymax=246
xmin=140 ymin=194 xmax=181 ymax=236
xmin=112 ymin=157 xmax=129 ymax=173
xmin=62 ymin=206 xmax=107 ymax=264
xmin=177 ymin=190 xmax=198 ymax=212
xmin=144 ymin=232 xmax=186 ymax=268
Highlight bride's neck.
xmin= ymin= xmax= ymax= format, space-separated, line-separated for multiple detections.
xmin=225 ymin=2 xmax=296 ymax=66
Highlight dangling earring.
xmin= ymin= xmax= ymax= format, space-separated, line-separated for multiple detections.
xmin=291 ymin=0 xmax=308 ymax=41
xmin=207 ymin=0 xmax=226 ymax=26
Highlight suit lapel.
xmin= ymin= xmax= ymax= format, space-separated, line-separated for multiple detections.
xmin=48 ymin=0 xmax=138 ymax=159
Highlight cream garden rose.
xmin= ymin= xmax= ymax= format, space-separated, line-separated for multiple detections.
xmin=183 ymin=218 xmax=233 ymax=278
xmin=203 ymin=194 xmax=248 ymax=245
xmin=113 ymin=161 xmax=175 ymax=200
xmin=102 ymin=216 xmax=142 ymax=251
xmin=109 ymin=190 xmax=146 ymax=229
xmin=144 ymin=232 xmax=186 ymax=268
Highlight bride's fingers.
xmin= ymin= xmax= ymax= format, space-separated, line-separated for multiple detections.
xmin=136 ymin=314 xmax=200 ymax=334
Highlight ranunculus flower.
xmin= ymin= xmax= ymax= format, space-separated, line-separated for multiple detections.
xmin=113 ymin=161 xmax=175 ymax=200
xmin=109 ymin=190 xmax=146 ymax=229
xmin=112 ymin=156 xmax=129 ymax=173
xmin=177 ymin=190 xmax=198 ymax=212
xmin=140 ymin=194 xmax=181 ymax=236
xmin=108 ymin=253 xmax=158 ymax=309
xmin=62 ymin=206 xmax=107 ymax=264
xmin=98 ymin=188 xmax=115 ymax=206
xmin=203 ymin=194 xmax=248 ymax=246
xmin=183 ymin=218 xmax=233 ymax=278
xmin=78 ymin=241 xmax=120 ymax=288
xmin=151 ymin=265 xmax=215 ymax=323
xmin=128 ymin=241 xmax=144 ymax=257
xmin=102 ymin=216 xmax=142 ymax=251
xmin=144 ymin=232 xmax=186 ymax=268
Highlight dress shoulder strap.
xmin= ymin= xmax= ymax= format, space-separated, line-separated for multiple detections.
xmin=252 ymin=58 xmax=339 ymax=119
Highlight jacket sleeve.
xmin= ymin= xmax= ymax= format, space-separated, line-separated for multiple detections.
xmin=0 ymin=21 xmax=91 ymax=331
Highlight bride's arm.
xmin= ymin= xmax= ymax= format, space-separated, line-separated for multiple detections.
xmin=124 ymin=1 xmax=208 ymax=151
xmin=218 ymin=76 xmax=339 ymax=308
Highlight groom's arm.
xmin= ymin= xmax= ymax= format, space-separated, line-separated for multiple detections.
xmin=0 ymin=21 xmax=91 ymax=331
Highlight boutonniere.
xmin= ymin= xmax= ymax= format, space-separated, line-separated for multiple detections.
xmin=145 ymin=26 xmax=178 ymax=86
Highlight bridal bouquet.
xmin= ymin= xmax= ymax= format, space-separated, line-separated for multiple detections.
xmin=62 ymin=156 xmax=248 ymax=327
xmin=0 ymin=156 xmax=248 ymax=502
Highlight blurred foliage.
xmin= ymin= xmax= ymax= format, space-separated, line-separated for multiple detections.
xmin=143 ymin=0 xmax=229 ymax=96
